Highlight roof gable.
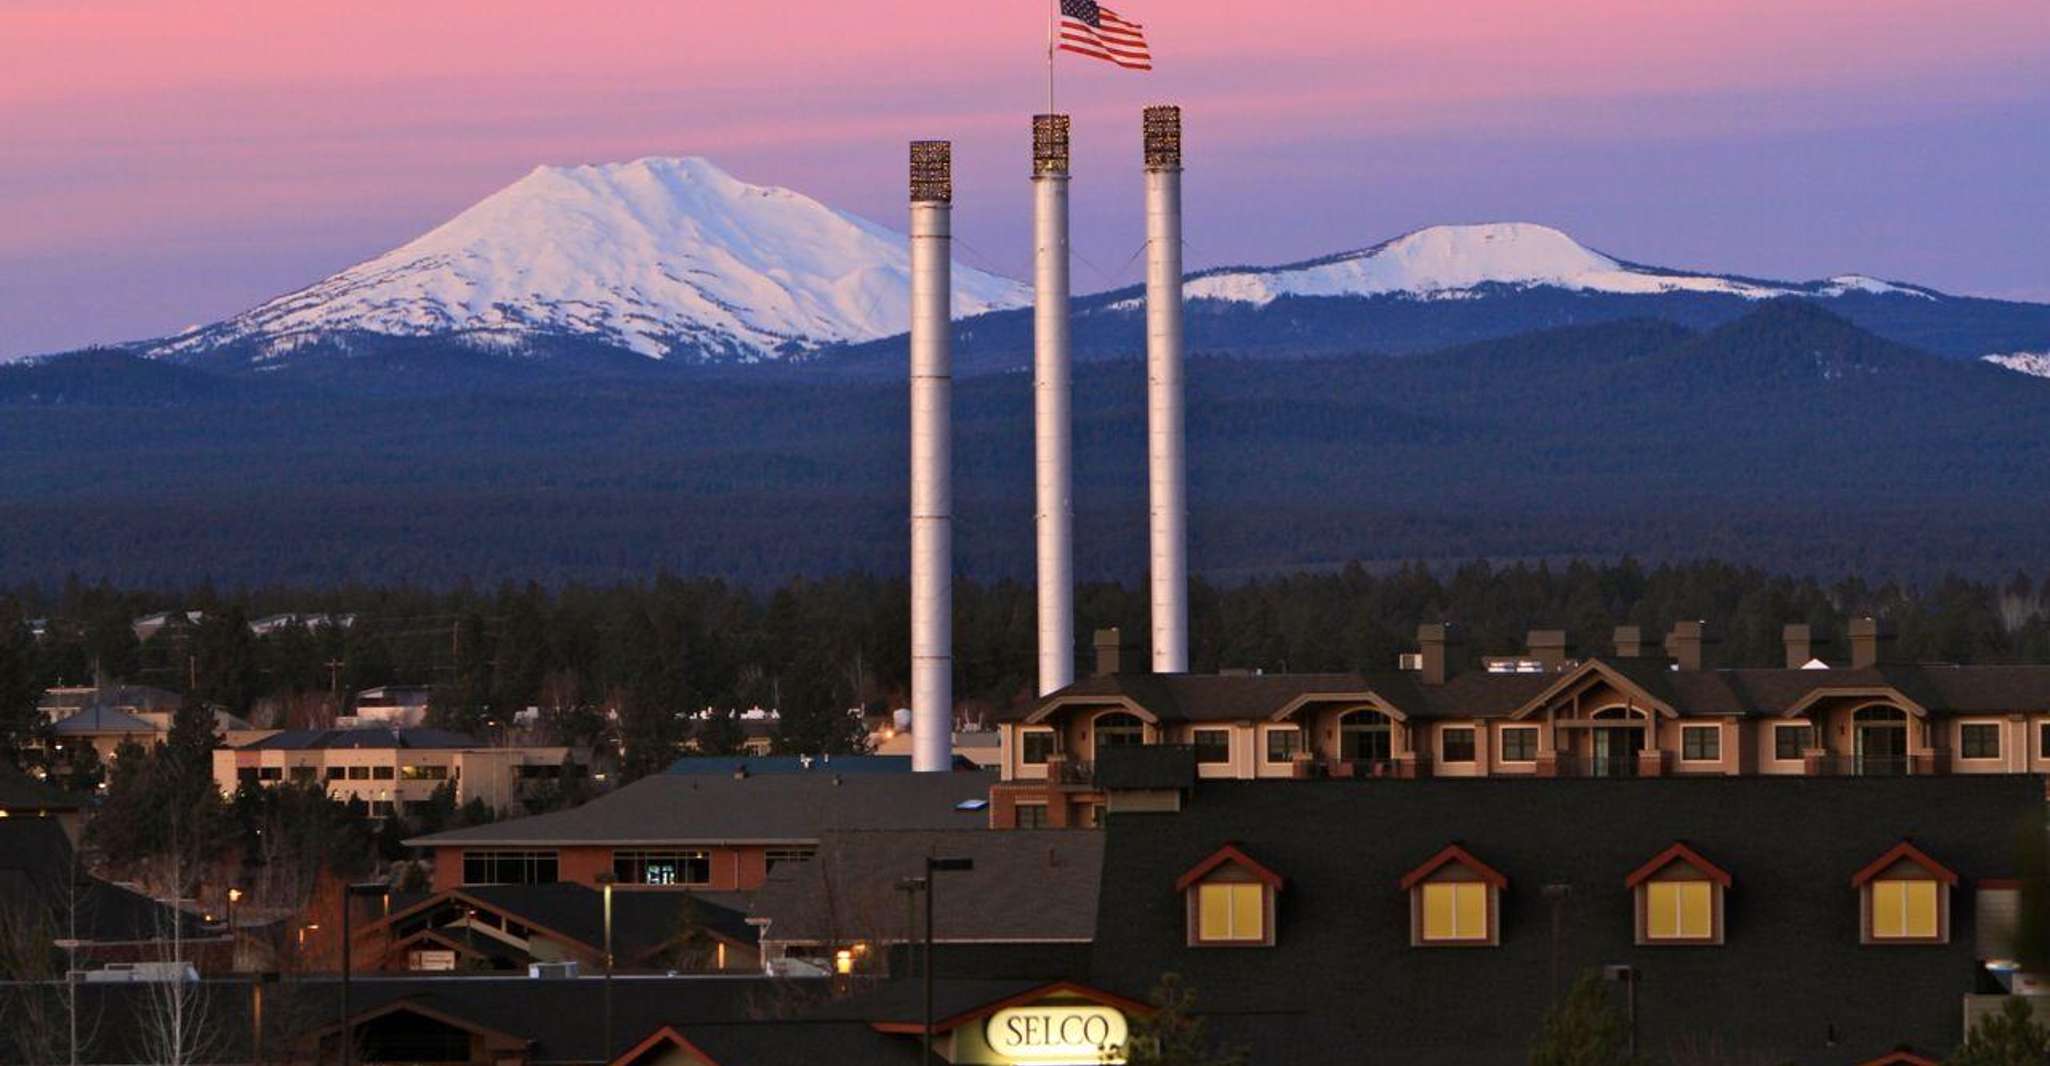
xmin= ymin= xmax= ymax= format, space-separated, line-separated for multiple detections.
xmin=1174 ymin=843 xmax=1285 ymax=892
xmin=1511 ymin=659 xmax=1678 ymax=721
xmin=1850 ymin=842 xmax=1959 ymax=887
xmin=1398 ymin=844 xmax=1508 ymax=891
xmin=611 ymin=1025 xmax=722 ymax=1066
xmin=1624 ymin=843 xmax=1733 ymax=888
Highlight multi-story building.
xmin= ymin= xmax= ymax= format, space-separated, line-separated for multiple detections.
xmin=992 ymin=621 xmax=2050 ymax=827
xmin=211 ymin=728 xmax=589 ymax=818
xmin=406 ymin=764 xmax=995 ymax=893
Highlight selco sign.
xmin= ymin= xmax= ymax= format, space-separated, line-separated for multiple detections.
xmin=984 ymin=1005 xmax=1128 ymax=1064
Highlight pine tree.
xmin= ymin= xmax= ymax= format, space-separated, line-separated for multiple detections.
xmin=0 ymin=600 xmax=42 ymax=769
xmin=1530 ymin=971 xmax=1645 ymax=1066
xmin=1951 ymin=997 xmax=2050 ymax=1066
xmin=1123 ymin=974 xmax=1246 ymax=1066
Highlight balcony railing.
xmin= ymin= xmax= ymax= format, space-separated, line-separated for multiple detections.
xmin=1551 ymin=754 xmax=1640 ymax=779
xmin=1807 ymin=754 xmax=1915 ymax=777
xmin=1045 ymin=756 xmax=1095 ymax=785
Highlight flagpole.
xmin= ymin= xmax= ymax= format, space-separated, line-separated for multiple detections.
xmin=1046 ymin=0 xmax=1056 ymax=113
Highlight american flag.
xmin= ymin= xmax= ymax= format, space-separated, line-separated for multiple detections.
xmin=1058 ymin=0 xmax=1152 ymax=71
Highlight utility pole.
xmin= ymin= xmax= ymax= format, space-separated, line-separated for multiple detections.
xmin=326 ymin=659 xmax=345 ymax=698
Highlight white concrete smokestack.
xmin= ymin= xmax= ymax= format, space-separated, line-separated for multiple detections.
xmin=1033 ymin=114 xmax=1075 ymax=697
xmin=908 ymin=140 xmax=953 ymax=772
xmin=1143 ymin=105 xmax=1188 ymax=674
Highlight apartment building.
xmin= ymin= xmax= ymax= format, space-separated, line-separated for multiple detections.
xmin=992 ymin=621 xmax=2050 ymax=828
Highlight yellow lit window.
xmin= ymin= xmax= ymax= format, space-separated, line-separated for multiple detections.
xmin=1197 ymin=882 xmax=1265 ymax=941
xmin=1645 ymin=881 xmax=1714 ymax=940
xmin=1871 ymin=880 xmax=1939 ymax=939
xmin=1421 ymin=882 xmax=1489 ymax=941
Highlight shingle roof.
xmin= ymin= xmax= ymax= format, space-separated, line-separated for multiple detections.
xmin=234 ymin=727 xmax=484 ymax=751
xmin=0 ymin=819 xmax=207 ymax=942
xmin=662 ymin=754 xmax=971 ymax=776
xmin=1090 ymin=775 xmax=2040 ymax=1066
xmin=0 ymin=765 xmax=87 ymax=810
xmin=1093 ymin=744 xmax=1197 ymax=790
xmin=378 ymin=883 xmax=755 ymax=958
xmin=1018 ymin=660 xmax=2050 ymax=724
xmin=751 ymin=829 xmax=1102 ymax=945
xmin=48 ymin=705 xmax=161 ymax=735
xmin=407 ymin=770 xmax=998 ymax=848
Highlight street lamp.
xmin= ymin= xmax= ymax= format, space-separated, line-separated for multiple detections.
xmin=1602 ymin=964 xmax=1638 ymax=1058
xmin=595 ymin=871 xmax=617 ymax=1063
xmin=920 ymin=857 xmax=974 ymax=1066
xmin=226 ymin=888 xmax=243 ymax=972
xmin=339 ymin=881 xmax=385 ymax=1066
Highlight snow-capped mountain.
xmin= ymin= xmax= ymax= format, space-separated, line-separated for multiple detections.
xmin=1984 ymin=352 xmax=2050 ymax=379
xmin=1178 ymin=222 xmax=1937 ymax=306
xmin=152 ymin=156 xmax=1030 ymax=362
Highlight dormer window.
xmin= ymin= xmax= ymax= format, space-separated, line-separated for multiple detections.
xmin=1176 ymin=844 xmax=1284 ymax=948
xmin=1400 ymin=845 xmax=1507 ymax=947
xmin=1851 ymin=842 xmax=1956 ymax=944
xmin=1626 ymin=843 xmax=1731 ymax=945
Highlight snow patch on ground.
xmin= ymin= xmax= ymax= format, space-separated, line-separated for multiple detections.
xmin=1983 ymin=352 xmax=2050 ymax=379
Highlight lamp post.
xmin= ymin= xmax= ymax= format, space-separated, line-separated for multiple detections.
xmin=1602 ymin=964 xmax=1638 ymax=1058
xmin=920 ymin=857 xmax=974 ymax=1066
xmin=226 ymin=887 xmax=242 ymax=973
xmin=339 ymin=881 xmax=384 ymax=1066
xmin=595 ymin=871 xmax=616 ymax=1063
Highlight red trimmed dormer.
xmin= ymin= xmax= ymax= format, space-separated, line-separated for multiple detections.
xmin=1625 ymin=843 xmax=1732 ymax=945
xmin=1400 ymin=845 xmax=1508 ymax=947
xmin=1177 ymin=843 xmax=1284 ymax=947
xmin=1851 ymin=842 xmax=1957 ymax=945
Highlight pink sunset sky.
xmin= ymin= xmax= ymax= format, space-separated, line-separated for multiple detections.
xmin=3 ymin=0 xmax=2046 ymax=357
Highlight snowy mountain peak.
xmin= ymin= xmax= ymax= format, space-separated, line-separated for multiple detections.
xmin=1984 ymin=351 xmax=2050 ymax=379
xmin=1182 ymin=222 xmax=1939 ymax=306
xmin=154 ymin=156 xmax=1030 ymax=362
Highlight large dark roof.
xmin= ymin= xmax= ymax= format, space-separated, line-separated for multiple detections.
xmin=407 ymin=770 xmax=998 ymax=848
xmin=38 ymin=685 xmax=183 ymax=713
xmin=233 ymin=727 xmax=484 ymax=751
xmin=0 ymin=819 xmax=207 ymax=942
xmin=0 ymin=765 xmax=86 ymax=811
xmin=752 ymin=829 xmax=1102 ymax=945
xmin=1018 ymin=659 xmax=2050 ymax=723
xmin=1090 ymin=775 xmax=2040 ymax=1066
xmin=662 ymin=754 xmax=977 ymax=776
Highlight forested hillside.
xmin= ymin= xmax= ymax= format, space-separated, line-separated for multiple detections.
xmin=4 ymin=302 xmax=2048 ymax=586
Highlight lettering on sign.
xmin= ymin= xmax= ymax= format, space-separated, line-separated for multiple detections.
xmin=984 ymin=1005 xmax=1128 ymax=1063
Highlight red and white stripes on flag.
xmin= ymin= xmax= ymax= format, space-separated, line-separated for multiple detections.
xmin=1058 ymin=0 xmax=1152 ymax=71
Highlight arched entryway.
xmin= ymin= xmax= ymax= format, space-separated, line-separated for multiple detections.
xmin=1338 ymin=710 xmax=1394 ymax=768
xmin=1853 ymin=706 xmax=1910 ymax=776
xmin=1588 ymin=706 xmax=1646 ymax=778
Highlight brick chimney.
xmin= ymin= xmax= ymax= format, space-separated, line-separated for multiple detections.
xmin=1527 ymin=630 xmax=1568 ymax=671
xmin=1613 ymin=626 xmax=1647 ymax=659
xmin=1664 ymin=621 xmax=1715 ymax=672
xmin=1849 ymin=617 xmax=1894 ymax=669
xmin=1783 ymin=624 xmax=1818 ymax=669
xmin=1094 ymin=628 xmax=1136 ymax=677
xmin=1418 ymin=623 xmax=1466 ymax=686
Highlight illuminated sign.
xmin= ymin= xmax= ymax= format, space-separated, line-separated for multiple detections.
xmin=984 ymin=1005 xmax=1128 ymax=1064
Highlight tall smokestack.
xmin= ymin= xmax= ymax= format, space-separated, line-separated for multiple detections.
xmin=1033 ymin=114 xmax=1075 ymax=697
xmin=908 ymin=140 xmax=953 ymax=772
xmin=1143 ymin=105 xmax=1188 ymax=674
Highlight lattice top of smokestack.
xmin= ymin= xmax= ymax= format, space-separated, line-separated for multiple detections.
xmin=1033 ymin=114 xmax=1071 ymax=176
xmin=1143 ymin=105 xmax=1181 ymax=169
xmin=910 ymin=140 xmax=952 ymax=203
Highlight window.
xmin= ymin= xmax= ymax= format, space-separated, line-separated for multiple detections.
xmin=1020 ymin=730 xmax=1056 ymax=765
xmin=2040 ymin=721 xmax=2050 ymax=760
xmin=613 ymin=850 xmax=712 ymax=886
xmin=1095 ymin=712 xmax=1145 ymax=748
xmin=1960 ymin=723 xmax=2001 ymax=760
xmin=327 ymin=766 xmax=347 ymax=780
xmin=1338 ymin=712 xmax=1393 ymax=762
xmin=1420 ymin=882 xmax=1488 ymax=942
xmin=371 ymin=765 xmax=395 ymax=780
xmin=1196 ymin=883 xmax=1265 ymax=942
xmin=289 ymin=766 xmax=318 ymax=783
xmin=236 ymin=767 xmax=259 ymax=784
xmin=1500 ymin=727 xmax=1538 ymax=763
xmin=1264 ymin=729 xmax=1302 ymax=764
xmin=347 ymin=766 xmax=371 ymax=780
xmin=1775 ymin=724 xmax=1813 ymax=761
xmin=1015 ymin=804 xmax=1049 ymax=829
xmin=1440 ymin=727 xmax=1476 ymax=764
xmin=766 ymin=847 xmax=817 ymax=872
xmin=400 ymin=764 xmax=449 ymax=781
xmin=1871 ymin=880 xmax=1940 ymax=939
xmin=1680 ymin=726 xmax=1721 ymax=762
xmin=1644 ymin=882 xmax=1714 ymax=940
xmin=257 ymin=766 xmax=282 ymax=781
xmin=462 ymin=850 xmax=560 ymax=885
xmin=1193 ymin=729 xmax=1231 ymax=765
